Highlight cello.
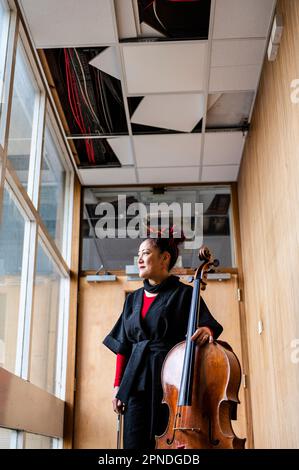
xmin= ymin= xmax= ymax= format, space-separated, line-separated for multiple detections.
xmin=155 ymin=246 xmax=246 ymax=449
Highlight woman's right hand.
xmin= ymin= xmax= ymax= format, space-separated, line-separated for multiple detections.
xmin=112 ymin=386 xmax=125 ymax=414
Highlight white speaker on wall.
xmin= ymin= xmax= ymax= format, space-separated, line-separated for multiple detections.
xmin=267 ymin=13 xmax=283 ymax=61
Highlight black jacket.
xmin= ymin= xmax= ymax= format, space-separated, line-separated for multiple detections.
xmin=103 ymin=274 xmax=223 ymax=438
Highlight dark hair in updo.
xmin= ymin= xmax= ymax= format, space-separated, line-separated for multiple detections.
xmin=146 ymin=225 xmax=186 ymax=271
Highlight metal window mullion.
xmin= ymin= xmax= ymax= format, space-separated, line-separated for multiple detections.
xmin=16 ymin=430 xmax=24 ymax=449
xmin=47 ymin=106 xmax=73 ymax=173
xmin=32 ymin=91 xmax=46 ymax=210
xmin=0 ymin=2 xmax=10 ymax=107
xmin=54 ymin=164 xmax=74 ymax=399
xmin=62 ymin=169 xmax=74 ymax=266
xmin=0 ymin=10 xmax=18 ymax=150
xmin=55 ymin=173 xmax=74 ymax=399
xmin=8 ymin=429 xmax=24 ymax=449
xmin=20 ymin=220 xmax=38 ymax=380
xmin=60 ymin=276 xmax=71 ymax=401
xmin=27 ymin=90 xmax=46 ymax=207
xmin=55 ymin=438 xmax=63 ymax=449
xmin=54 ymin=277 xmax=68 ymax=400
xmin=14 ymin=219 xmax=37 ymax=379
xmin=0 ymin=10 xmax=18 ymax=217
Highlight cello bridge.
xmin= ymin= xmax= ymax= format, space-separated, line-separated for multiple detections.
xmin=173 ymin=427 xmax=201 ymax=433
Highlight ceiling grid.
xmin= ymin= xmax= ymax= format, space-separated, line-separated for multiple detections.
xmin=109 ymin=0 xmax=140 ymax=184
xmin=18 ymin=0 xmax=277 ymax=185
xmin=198 ymin=0 xmax=216 ymax=182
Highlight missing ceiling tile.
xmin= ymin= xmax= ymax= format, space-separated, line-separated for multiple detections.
xmin=137 ymin=0 xmax=211 ymax=40
xmin=206 ymin=91 xmax=254 ymax=129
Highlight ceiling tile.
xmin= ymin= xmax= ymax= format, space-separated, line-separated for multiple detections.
xmin=201 ymin=165 xmax=239 ymax=182
xmin=79 ymin=167 xmax=136 ymax=186
xmin=89 ymin=47 xmax=121 ymax=80
xmin=131 ymin=94 xmax=205 ymax=133
xmin=206 ymin=91 xmax=254 ymax=128
xmin=134 ymin=134 xmax=202 ymax=167
xmin=106 ymin=137 xmax=134 ymax=166
xmin=209 ymin=65 xmax=260 ymax=92
xmin=203 ymin=132 xmax=245 ymax=165
xmin=115 ymin=0 xmax=137 ymax=39
xmin=140 ymin=22 xmax=166 ymax=38
xmin=122 ymin=42 xmax=207 ymax=94
xmin=138 ymin=167 xmax=200 ymax=184
xmin=20 ymin=0 xmax=116 ymax=47
xmin=211 ymin=39 xmax=266 ymax=67
xmin=213 ymin=0 xmax=276 ymax=39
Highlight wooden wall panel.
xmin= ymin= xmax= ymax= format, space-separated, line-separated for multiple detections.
xmin=74 ymin=277 xmax=135 ymax=449
xmin=63 ymin=177 xmax=81 ymax=448
xmin=238 ymin=0 xmax=299 ymax=448
xmin=74 ymin=275 xmax=247 ymax=448
xmin=202 ymin=275 xmax=247 ymax=442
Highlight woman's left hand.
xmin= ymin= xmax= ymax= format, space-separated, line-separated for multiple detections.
xmin=191 ymin=326 xmax=213 ymax=346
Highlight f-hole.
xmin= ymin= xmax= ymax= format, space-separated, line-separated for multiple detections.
xmin=208 ymin=417 xmax=220 ymax=446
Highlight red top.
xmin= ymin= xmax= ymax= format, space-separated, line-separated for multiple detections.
xmin=114 ymin=292 xmax=157 ymax=387
xmin=113 ymin=291 xmax=214 ymax=387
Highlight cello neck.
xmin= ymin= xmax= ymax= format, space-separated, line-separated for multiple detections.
xmin=177 ymin=246 xmax=219 ymax=407
xmin=177 ymin=278 xmax=202 ymax=406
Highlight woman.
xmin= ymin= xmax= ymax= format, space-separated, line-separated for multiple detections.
xmin=103 ymin=227 xmax=223 ymax=449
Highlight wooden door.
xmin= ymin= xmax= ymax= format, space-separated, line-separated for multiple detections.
xmin=73 ymin=274 xmax=249 ymax=448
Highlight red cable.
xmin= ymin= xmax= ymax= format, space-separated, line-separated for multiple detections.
xmin=65 ymin=49 xmax=95 ymax=164
xmin=64 ymin=50 xmax=82 ymax=130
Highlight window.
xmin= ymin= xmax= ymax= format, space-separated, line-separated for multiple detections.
xmin=28 ymin=240 xmax=64 ymax=395
xmin=0 ymin=428 xmax=16 ymax=449
xmin=0 ymin=17 xmax=74 ymax=446
xmin=0 ymin=429 xmax=56 ymax=449
xmin=23 ymin=432 xmax=55 ymax=449
xmin=0 ymin=184 xmax=26 ymax=374
xmin=81 ymin=186 xmax=234 ymax=271
xmin=7 ymin=38 xmax=40 ymax=192
xmin=0 ymin=0 xmax=10 ymax=133
xmin=39 ymin=118 xmax=67 ymax=251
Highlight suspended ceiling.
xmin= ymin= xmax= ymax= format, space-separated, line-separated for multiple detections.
xmin=19 ymin=0 xmax=277 ymax=186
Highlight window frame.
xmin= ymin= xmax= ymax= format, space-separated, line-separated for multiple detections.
xmin=0 ymin=1 xmax=75 ymax=446
xmin=6 ymin=23 xmax=46 ymax=204
xmin=0 ymin=0 xmax=13 ymax=149
xmin=27 ymin=234 xmax=69 ymax=396
xmin=38 ymin=104 xmax=74 ymax=260
xmin=0 ymin=2 xmax=17 ymax=214
xmin=0 ymin=180 xmax=30 ymax=376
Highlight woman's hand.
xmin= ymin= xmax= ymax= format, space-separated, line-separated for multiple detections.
xmin=112 ymin=386 xmax=125 ymax=414
xmin=191 ymin=326 xmax=213 ymax=346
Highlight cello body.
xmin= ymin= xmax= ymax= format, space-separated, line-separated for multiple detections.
xmin=155 ymin=246 xmax=246 ymax=450
xmin=156 ymin=340 xmax=245 ymax=449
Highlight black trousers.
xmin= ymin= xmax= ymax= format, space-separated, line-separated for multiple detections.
xmin=123 ymin=390 xmax=168 ymax=450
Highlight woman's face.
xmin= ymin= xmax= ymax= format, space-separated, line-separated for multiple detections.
xmin=137 ymin=239 xmax=170 ymax=280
